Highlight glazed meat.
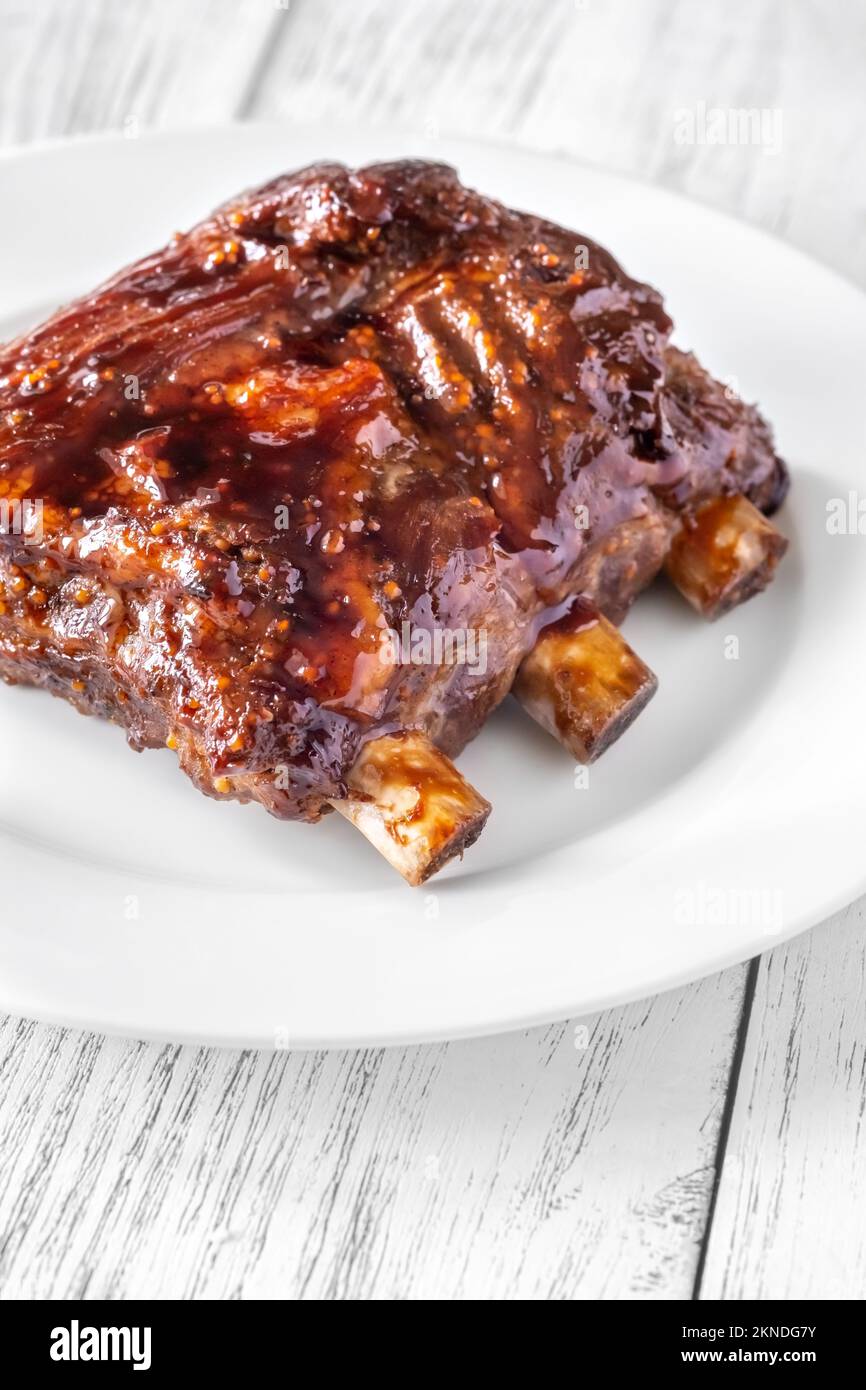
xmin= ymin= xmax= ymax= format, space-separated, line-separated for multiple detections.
xmin=0 ymin=160 xmax=788 ymax=882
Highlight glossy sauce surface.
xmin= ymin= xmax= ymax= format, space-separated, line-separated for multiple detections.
xmin=0 ymin=161 xmax=783 ymax=815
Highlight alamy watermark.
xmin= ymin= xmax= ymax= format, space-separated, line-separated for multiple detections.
xmin=826 ymin=492 xmax=866 ymax=535
xmin=50 ymin=1321 xmax=151 ymax=1372
xmin=674 ymin=881 xmax=784 ymax=933
xmin=673 ymin=103 xmax=783 ymax=156
xmin=379 ymin=620 xmax=488 ymax=676
xmin=0 ymin=497 xmax=43 ymax=544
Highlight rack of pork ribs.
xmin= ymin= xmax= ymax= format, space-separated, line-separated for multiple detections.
xmin=0 ymin=161 xmax=788 ymax=885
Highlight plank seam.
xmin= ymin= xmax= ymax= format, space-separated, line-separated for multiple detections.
xmin=234 ymin=4 xmax=294 ymax=120
xmin=691 ymin=954 xmax=760 ymax=1300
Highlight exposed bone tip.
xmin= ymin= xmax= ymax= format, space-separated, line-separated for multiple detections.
xmin=331 ymin=730 xmax=491 ymax=886
xmin=665 ymin=493 xmax=787 ymax=620
xmin=513 ymin=600 xmax=657 ymax=763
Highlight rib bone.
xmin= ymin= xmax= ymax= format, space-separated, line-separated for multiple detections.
xmin=331 ymin=731 xmax=491 ymax=886
xmin=665 ymin=493 xmax=787 ymax=620
xmin=513 ymin=600 xmax=658 ymax=763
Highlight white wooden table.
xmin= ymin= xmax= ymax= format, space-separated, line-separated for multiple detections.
xmin=1 ymin=0 xmax=864 ymax=1301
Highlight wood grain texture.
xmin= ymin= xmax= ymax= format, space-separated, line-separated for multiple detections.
xmin=0 ymin=0 xmax=863 ymax=1301
xmin=0 ymin=0 xmax=279 ymax=144
xmin=699 ymin=900 xmax=866 ymax=1300
xmin=0 ymin=969 xmax=747 ymax=1300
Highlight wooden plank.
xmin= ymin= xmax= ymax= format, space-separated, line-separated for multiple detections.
xmin=698 ymin=899 xmax=866 ymax=1299
xmin=0 ymin=0 xmax=281 ymax=146
xmin=0 ymin=967 xmax=747 ymax=1299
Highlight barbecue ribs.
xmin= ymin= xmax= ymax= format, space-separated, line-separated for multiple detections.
xmin=0 ymin=160 xmax=788 ymax=883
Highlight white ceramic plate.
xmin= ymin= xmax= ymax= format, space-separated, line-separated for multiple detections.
xmin=2 ymin=125 xmax=865 ymax=1049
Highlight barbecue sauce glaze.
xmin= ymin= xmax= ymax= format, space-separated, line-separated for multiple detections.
xmin=0 ymin=162 xmax=787 ymax=816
